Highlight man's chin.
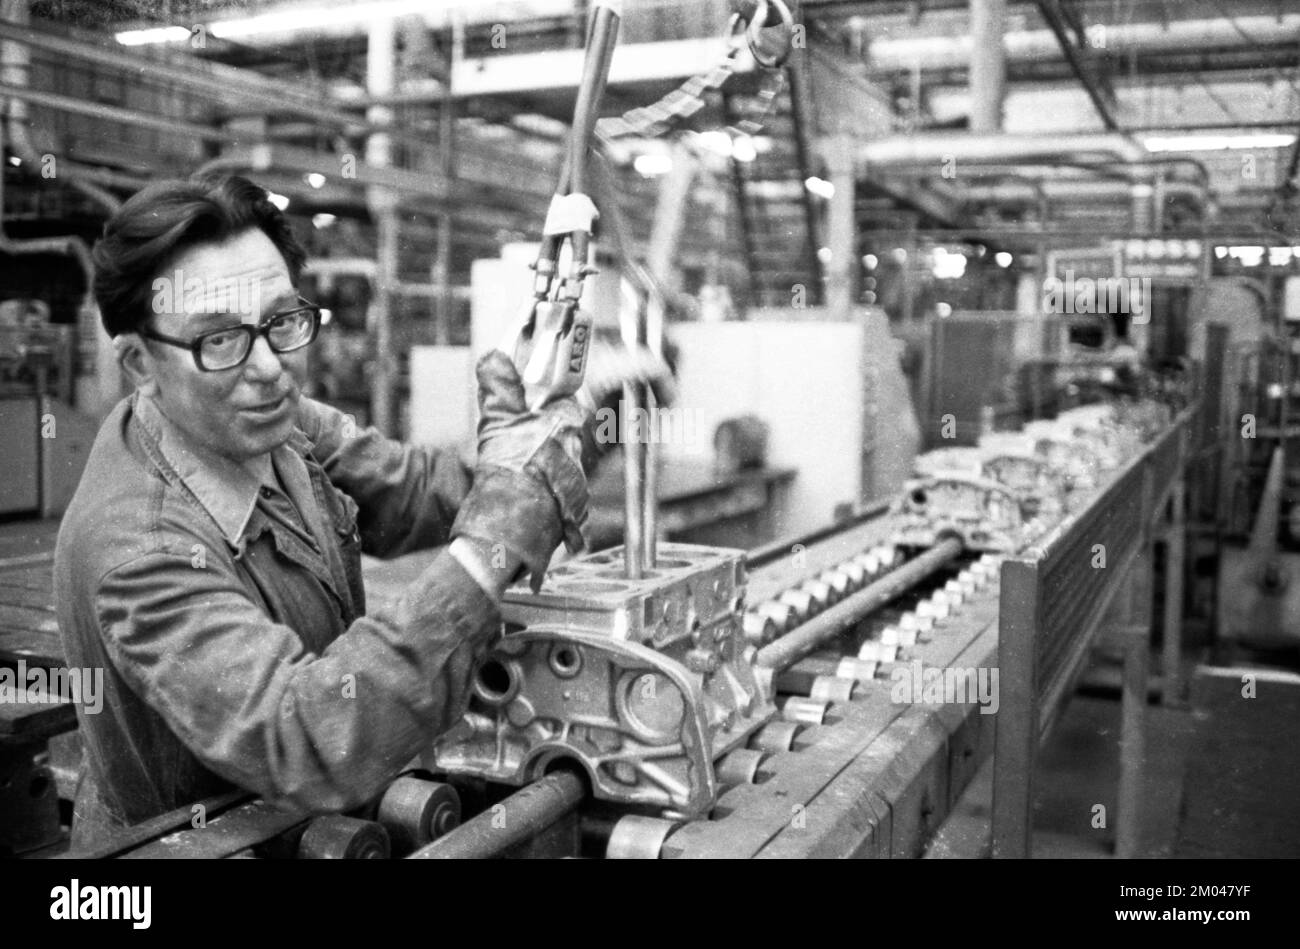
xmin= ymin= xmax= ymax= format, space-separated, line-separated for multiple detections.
xmin=236 ymin=410 xmax=298 ymax=456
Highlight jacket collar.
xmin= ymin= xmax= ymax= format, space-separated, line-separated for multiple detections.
xmin=131 ymin=392 xmax=313 ymax=545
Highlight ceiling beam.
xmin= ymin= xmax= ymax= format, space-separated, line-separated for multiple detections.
xmin=1034 ymin=0 xmax=1117 ymax=131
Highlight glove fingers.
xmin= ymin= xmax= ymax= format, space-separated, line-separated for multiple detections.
xmin=476 ymin=350 xmax=529 ymax=420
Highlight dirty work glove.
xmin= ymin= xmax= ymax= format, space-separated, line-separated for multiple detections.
xmin=451 ymin=350 xmax=589 ymax=591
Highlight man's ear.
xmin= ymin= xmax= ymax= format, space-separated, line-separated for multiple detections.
xmin=114 ymin=333 xmax=158 ymax=396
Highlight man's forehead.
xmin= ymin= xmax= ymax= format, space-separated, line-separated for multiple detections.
xmin=160 ymin=230 xmax=293 ymax=317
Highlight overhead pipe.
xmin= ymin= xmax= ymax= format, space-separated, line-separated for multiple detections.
xmin=963 ymin=173 xmax=1049 ymax=221
xmin=0 ymin=17 xmax=418 ymax=149
xmin=961 ymin=176 xmax=1209 ymax=232
xmin=889 ymin=156 xmax=1210 ymax=188
xmin=962 ymin=178 xmax=1205 ymax=206
xmin=855 ymin=12 xmax=1300 ymax=72
xmin=0 ymin=79 xmax=232 ymax=144
xmin=858 ymin=131 xmax=1145 ymax=168
xmin=1 ymin=0 xmax=118 ymax=214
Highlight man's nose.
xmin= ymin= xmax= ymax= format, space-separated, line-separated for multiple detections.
xmin=242 ymin=334 xmax=283 ymax=381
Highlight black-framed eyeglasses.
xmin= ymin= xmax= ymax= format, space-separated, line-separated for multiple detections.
xmin=139 ymin=297 xmax=324 ymax=372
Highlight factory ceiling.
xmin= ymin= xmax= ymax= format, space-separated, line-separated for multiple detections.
xmin=6 ymin=0 xmax=1300 ymax=288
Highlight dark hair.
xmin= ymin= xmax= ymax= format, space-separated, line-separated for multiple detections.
xmin=92 ymin=174 xmax=307 ymax=337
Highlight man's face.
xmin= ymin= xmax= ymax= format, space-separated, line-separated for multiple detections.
xmin=131 ymin=228 xmax=309 ymax=465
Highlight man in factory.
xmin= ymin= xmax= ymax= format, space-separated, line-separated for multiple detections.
xmin=53 ymin=174 xmax=609 ymax=849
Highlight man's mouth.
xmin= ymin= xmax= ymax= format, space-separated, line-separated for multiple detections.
xmin=241 ymin=392 xmax=292 ymax=419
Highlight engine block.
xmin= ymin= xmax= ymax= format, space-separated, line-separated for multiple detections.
xmin=427 ymin=544 xmax=774 ymax=817
xmin=891 ymin=475 xmax=1026 ymax=552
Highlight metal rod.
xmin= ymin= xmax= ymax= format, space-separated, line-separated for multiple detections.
xmin=722 ymin=91 xmax=760 ymax=309
xmin=407 ymin=771 xmax=586 ymax=859
xmin=1034 ymin=0 xmax=1119 ymax=132
xmin=785 ymin=47 xmax=825 ymax=305
xmin=433 ymin=18 xmax=460 ymax=347
xmin=643 ymin=367 xmax=659 ymax=570
xmin=622 ymin=381 xmax=645 ymax=579
xmin=756 ymin=537 xmax=963 ymax=671
xmin=1162 ymin=478 xmax=1187 ymax=707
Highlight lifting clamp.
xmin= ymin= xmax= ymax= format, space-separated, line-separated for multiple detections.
xmin=505 ymin=0 xmax=622 ymax=411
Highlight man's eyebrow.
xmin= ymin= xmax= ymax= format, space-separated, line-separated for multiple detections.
xmin=186 ymin=310 xmax=242 ymax=327
xmin=184 ymin=291 xmax=297 ymax=323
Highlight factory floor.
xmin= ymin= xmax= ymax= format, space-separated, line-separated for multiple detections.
xmin=1021 ymin=657 xmax=1300 ymax=859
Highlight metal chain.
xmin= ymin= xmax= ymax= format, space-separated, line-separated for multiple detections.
xmin=596 ymin=14 xmax=787 ymax=142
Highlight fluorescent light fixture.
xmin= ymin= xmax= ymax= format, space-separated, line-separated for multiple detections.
xmin=1143 ymin=133 xmax=1296 ymax=152
xmin=633 ymin=153 xmax=672 ymax=177
xmin=114 ymin=26 xmax=191 ymax=45
xmin=211 ymin=1 xmax=434 ymax=40
xmin=731 ymin=136 xmax=757 ymax=163
xmin=114 ymin=1 xmax=476 ymax=45
xmin=1226 ymin=245 xmax=1264 ymax=266
xmin=305 ymin=173 xmax=327 ymax=189
xmin=267 ymin=192 xmax=290 ymax=211
xmin=805 ymin=176 xmax=835 ymax=199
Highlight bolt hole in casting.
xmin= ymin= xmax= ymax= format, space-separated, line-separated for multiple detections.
xmin=475 ymin=658 xmax=518 ymax=705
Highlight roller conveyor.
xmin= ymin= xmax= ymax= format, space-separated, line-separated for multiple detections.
xmin=82 ymin=400 xmax=1189 ymax=859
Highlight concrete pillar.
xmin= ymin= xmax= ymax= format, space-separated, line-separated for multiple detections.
xmin=969 ymin=0 xmax=1007 ymax=134
xmin=826 ymin=135 xmax=857 ymax=322
xmin=367 ymin=18 xmax=398 ymax=435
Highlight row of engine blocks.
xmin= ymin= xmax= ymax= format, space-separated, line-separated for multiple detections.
xmin=894 ymin=400 xmax=1170 ymax=551
xmin=425 ymin=400 xmax=1166 ymax=821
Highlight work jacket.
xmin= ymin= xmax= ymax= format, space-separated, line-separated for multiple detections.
xmin=54 ymin=390 xmax=498 ymax=851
